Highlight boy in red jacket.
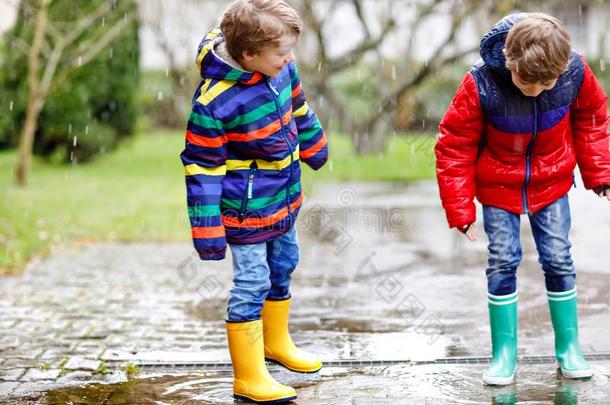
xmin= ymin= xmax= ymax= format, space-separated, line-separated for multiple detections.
xmin=435 ymin=13 xmax=610 ymax=385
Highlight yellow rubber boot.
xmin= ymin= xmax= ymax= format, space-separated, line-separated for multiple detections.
xmin=226 ymin=320 xmax=296 ymax=404
xmin=261 ymin=299 xmax=323 ymax=373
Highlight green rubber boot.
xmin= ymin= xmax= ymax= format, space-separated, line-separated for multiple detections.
xmin=483 ymin=292 xmax=518 ymax=385
xmin=547 ymin=289 xmax=592 ymax=379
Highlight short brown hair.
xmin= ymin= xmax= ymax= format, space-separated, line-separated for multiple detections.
xmin=220 ymin=0 xmax=303 ymax=62
xmin=504 ymin=13 xmax=571 ymax=83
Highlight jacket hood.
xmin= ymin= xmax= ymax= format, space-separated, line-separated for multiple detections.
xmin=479 ymin=13 xmax=526 ymax=75
xmin=195 ymin=29 xmax=264 ymax=85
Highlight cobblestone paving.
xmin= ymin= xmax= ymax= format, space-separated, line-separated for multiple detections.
xmin=2 ymin=181 xmax=609 ymax=403
xmin=0 ymin=242 xmax=235 ymax=399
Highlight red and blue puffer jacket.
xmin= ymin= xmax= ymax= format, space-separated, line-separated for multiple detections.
xmin=435 ymin=14 xmax=610 ymax=229
xmin=180 ymin=30 xmax=328 ymax=260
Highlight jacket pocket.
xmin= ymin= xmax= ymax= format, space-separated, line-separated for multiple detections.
xmin=238 ymin=161 xmax=258 ymax=223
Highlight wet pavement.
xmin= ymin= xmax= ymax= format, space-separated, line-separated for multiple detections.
xmin=1 ymin=181 xmax=610 ymax=404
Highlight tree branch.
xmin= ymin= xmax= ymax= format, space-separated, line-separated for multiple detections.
xmin=326 ymin=15 xmax=396 ymax=74
xmin=350 ymin=0 xmax=370 ymax=40
xmin=49 ymin=13 xmax=135 ymax=93
xmin=61 ymin=0 xmax=116 ymax=48
xmin=301 ymin=0 xmax=328 ymax=67
xmin=404 ymin=0 xmax=444 ymax=61
xmin=363 ymin=2 xmax=478 ymax=131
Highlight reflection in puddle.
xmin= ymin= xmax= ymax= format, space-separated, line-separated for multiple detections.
xmin=8 ymin=182 xmax=609 ymax=404
xmin=11 ymin=363 xmax=604 ymax=404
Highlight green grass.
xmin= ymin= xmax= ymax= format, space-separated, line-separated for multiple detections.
xmin=0 ymin=129 xmax=435 ymax=274
xmin=317 ymin=132 xmax=436 ymax=182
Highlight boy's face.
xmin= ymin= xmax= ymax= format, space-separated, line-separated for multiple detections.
xmin=510 ymin=70 xmax=558 ymax=97
xmin=242 ymin=35 xmax=298 ymax=78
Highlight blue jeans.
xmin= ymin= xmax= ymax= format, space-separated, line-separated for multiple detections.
xmin=227 ymin=226 xmax=300 ymax=322
xmin=483 ymin=194 xmax=576 ymax=295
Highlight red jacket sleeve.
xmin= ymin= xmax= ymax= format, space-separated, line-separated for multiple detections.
xmin=435 ymin=72 xmax=484 ymax=229
xmin=571 ymin=57 xmax=610 ymax=191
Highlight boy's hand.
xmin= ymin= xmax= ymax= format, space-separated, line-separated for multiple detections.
xmin=459 ymin=223 xmax=478 ymax=242
xmin=596 ymin=185 xmax=610 ymax=201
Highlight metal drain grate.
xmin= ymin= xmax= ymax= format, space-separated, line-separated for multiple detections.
xmin=105 ymin=353 xmax=610 ymax=371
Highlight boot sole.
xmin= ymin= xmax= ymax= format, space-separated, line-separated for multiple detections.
xmin=265 ymin=357 xmax=322 ymax=373
xmin=560 ymin=368 xmax=593 ymax=379
xmin=483 ymin=374 xmax=515 ymax=386
xmin=234 ymin=393 xmax=297 ymax=404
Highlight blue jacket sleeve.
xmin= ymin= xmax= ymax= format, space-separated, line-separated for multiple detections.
xmin=180 ymin=100 xmax=228 ymax=260
xmin=288 ymin=62 xmax=328 ymax=170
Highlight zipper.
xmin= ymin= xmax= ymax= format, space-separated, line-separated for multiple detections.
xmin=238 ymin=161 xmax=257 ymax=223
xmin=267 ymin=78 xmax=295 ymax=225
xmin=522 ymin=98 xmax=539 ymax=214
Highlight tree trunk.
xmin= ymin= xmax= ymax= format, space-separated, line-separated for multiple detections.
xmin=14 ymin=0 xmax=49 ymax=186
xmin=15 ymin=95 xmax=44 ymax=186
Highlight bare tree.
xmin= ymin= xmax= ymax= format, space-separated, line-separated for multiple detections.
xmin=294 ymin=0 xmax=527 ymax=153
xmin=138 ymin=0 xmax=226 ymax=128
xmin=14 ymin=0 xmax=136 ymax=186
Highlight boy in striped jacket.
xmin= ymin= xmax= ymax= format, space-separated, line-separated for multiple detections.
xmin=180 ymin=0 xmax=328 ymax=402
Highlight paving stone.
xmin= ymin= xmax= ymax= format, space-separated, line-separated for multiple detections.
xmin=63 ymin=357 xmax=102 ymax=371
xmin=0 ymin=381 xmax=19 ymax=396
xmin=0 ymin=349 xmax=44 ymax=360
xmin=0 ymin=368 xmax=27 ymax=381
xmin=1 ymin=359 xmax=42 ymax=369
xmin=56 ymin=370 xmax=98 ymax=384
xmin=20 ymin=368 xmax=61 ymax=381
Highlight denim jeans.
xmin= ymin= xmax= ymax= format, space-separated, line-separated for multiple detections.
xmin=483 ymin=194 xmax=575 ymax=295
xmin=227 ymin=226 xmax=300 ymax=322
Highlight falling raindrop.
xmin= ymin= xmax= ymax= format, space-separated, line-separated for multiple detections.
xmin=77 ymin=56 xmax=82 ymax=66
xmin=124 ymin=13 xmax=128 ymax=24
xmin=328 ymin=161 xmax=333 ymax=171
xmin=9 ymin=101 xmax=13 ymax=111
xmin=101 ymin=17 xmax=106 ymax=27
xmin=109 ymin=48 xmax=113 ymax=58
xmin=73 ymin=136 xmax=77 ymax=147
xmin=578 ymin=4 xmax=582 ymax=16
xmin=165 ymin=68 xmax=169 ymax=77
xmin=157 ymin=91 xmax=163 ymax=102
xmin=68 ymin=123 xmax=72 ymax=134
xmin=600 ymin=59 xmax=606 ymax=72
xmin=85 ymin=125 xmax=89 ymax=135
xmin=317 ymin=62 xmax=322 ymax=72
xmin=391 ymin=64 xmax=397 ymax=80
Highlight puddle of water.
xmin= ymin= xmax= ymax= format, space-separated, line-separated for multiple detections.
xmin=15 ymin=363 xmax=610 ymax=404
xmin=8 ymin=181 xmax=610 ymax=403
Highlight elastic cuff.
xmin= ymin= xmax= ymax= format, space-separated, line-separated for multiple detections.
xmin=487 ymin=290 xmax=518 ymax=305
xmin=225 ymin=317 xmax=261 ymax=323
xmin=459 ymin=224 xmax=471 ymax=234
xmin=265 ymin=293 xmax=291 ymax=301
xmin=199 ymin=248 xmax=226 ymax=261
